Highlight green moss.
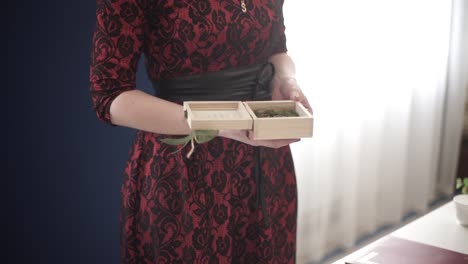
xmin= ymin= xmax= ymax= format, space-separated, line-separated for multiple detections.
xmin=254 ymin=108 xmax=299 ymax=118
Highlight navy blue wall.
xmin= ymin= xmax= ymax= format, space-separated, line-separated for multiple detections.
xmin=7 ymin=1 xmax=150 ymax=263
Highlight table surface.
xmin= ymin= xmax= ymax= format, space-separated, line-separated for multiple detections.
xmin=332 ymin=201 xmax=468 ymax=264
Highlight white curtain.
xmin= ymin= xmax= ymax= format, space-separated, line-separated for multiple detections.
xmin=284 ymin=1 xmax=467 ymax=263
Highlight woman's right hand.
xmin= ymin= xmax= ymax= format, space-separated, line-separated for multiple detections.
xmin=218 ymin=130 xmax=299 ymax=149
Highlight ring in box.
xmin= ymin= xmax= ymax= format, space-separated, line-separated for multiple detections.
xmin=183 ymin=100 xmax=313 ymax=140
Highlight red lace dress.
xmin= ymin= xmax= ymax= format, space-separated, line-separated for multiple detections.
xmin=90 ymin=0 xmax=297 ymax=263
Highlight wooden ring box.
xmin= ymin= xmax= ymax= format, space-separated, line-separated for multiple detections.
xmin=183 ymin=100 xmax=313 ymax=140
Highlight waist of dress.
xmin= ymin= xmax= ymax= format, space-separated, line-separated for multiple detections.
xmin=152 ymin=63 xmax=274 ymax=224
xmin=153 ymin=63 xmax=275 ymax=102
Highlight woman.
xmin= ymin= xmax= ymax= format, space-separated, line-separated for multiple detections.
xmin=90 ymin=0 xmax=311 ymax=263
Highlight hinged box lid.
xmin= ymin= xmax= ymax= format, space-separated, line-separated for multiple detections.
xmin=183 ymin=101 xmax=253 ymax=130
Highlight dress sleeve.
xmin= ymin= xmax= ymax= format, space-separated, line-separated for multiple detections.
xmin=89 ymin=0 xmax=148 ymax=124
xmin=271 ymin=0 xmax=288 ymax=55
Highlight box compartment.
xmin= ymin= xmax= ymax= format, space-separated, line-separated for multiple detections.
xmin=243 ymin=100 xmax=313 ymax=140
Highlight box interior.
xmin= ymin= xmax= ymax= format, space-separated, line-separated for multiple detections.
xmin=244 ymin=101 xmax=310 ymax=119
xmin=185 ymin=102 xmax=252 ymax=121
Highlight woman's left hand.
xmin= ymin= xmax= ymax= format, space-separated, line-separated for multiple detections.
xmin=271 ymin=76 xmax=313 ymax=114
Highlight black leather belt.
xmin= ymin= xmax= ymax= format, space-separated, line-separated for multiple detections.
xmin=153 ymin=63 xmax=274 ymax=224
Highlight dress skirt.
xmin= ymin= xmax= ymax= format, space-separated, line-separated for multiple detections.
xmin=119 ymin=130 xmax=297 ymax=263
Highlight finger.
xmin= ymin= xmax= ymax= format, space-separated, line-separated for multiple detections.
xmin=290 ymin=90 xmax=301 ymax=101
xmin=247 ymin=130 xmax=255 ymax=141
xmin=289 ymin=91 xmax=312 ymax=113
xmin=295 ymin=94 xmax=313 ymax=114
xmin=302 ymin=101 xmax=313 ymax=114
